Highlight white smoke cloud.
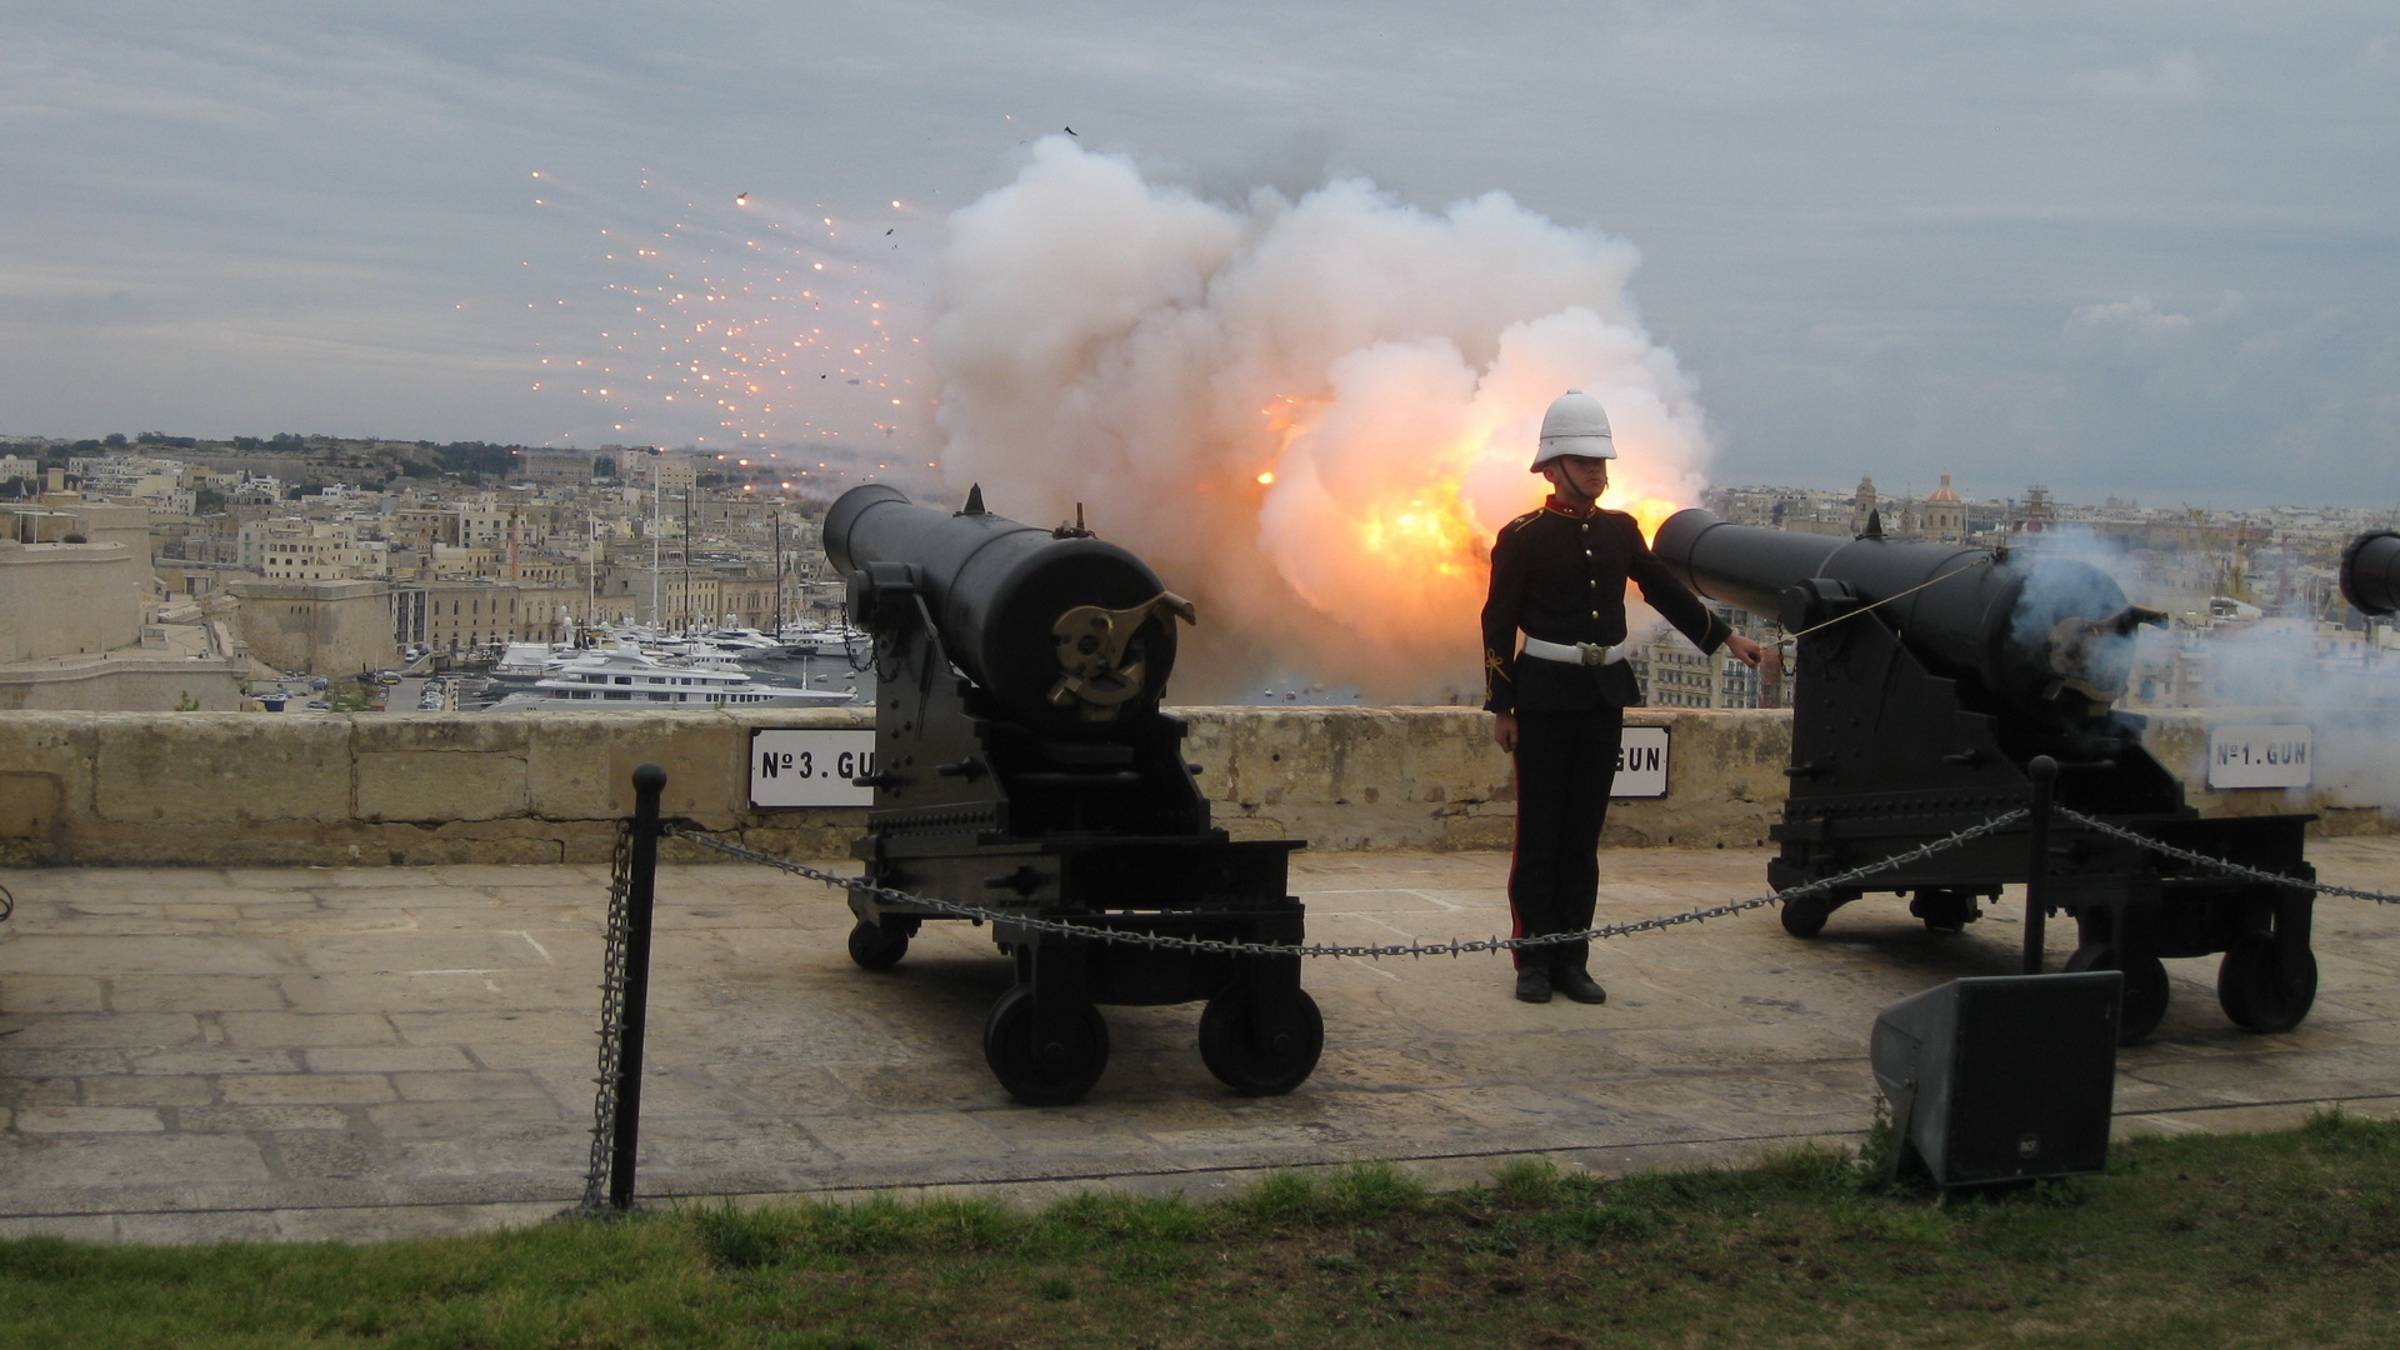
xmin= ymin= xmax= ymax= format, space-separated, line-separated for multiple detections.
xmin=2073 ymin=50 xmax=2206 ymax=103
xmin=927 ymin=137 xmax=1712 ymax=701
xmin=2016 ymin=525 xmax=2400 ymax=817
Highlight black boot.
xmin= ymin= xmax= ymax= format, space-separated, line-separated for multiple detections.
xmin=1554 ymin=966 xmax=1608 ymax=1005
xmin=1514 ymin=967 xmax=1553 ymax=1003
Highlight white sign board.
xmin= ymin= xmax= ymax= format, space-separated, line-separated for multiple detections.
xmin=2207 ymin=723 xmax=2313 ymax=790
xmin=1611 ymin=726 xmax=1670 ymax=799
xmin=749 ymin=728 xmax=878 ymax=808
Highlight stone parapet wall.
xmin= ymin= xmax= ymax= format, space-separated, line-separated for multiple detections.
xmin=0 ymin=707 xmax=2385 ymax=867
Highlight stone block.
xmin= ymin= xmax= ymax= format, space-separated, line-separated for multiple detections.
xmin=0 ymin=714 xmax=94 ymax=857
xmin=354 ymin=716 xmax=535 ymax=822
xmin=16 ymin=1106 xmax=165 ymax=1133
xmin=83 ymin=1075 xmax=214 ymax=1107
xmin=0 ymin=976 xmax=105 ymax=1013
xmin=107 ymin=975 xmax=289 ymax=1012
xmin=178 ymin=1104 xmax=354 ymax=1133
xmin=303 ymin=1046 xmax=477 ymax=1073
xmin=218 ymin=1012 xmax=397 ymax=1047
xmin=92 ymin=713 xmax=353 ymax=825
xmin=0 ymin=1012 xmax=200 ymax=1048
xmin=221 ymin=1073 xmax=395 ymax=1105
xmin=524 ymin=711 xmax=750 ymax=827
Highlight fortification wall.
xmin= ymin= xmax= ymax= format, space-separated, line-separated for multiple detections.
xmin=0 ymin=707 xmax=2382 ymax=866
xmin=226 ymin=578 xmax=396 ymax=676
xmin=0 ymin=543 xmax=143 ymax=662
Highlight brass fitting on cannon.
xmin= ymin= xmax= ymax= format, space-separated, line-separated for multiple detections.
xmin=1048 ymin=592 xmax=1197 ymax=717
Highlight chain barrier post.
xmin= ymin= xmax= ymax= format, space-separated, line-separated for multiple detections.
xmin=606 ymin=763 xmax=668 ymax=1212
xmin=2023 ymin=755 xmax=2057 ymax=974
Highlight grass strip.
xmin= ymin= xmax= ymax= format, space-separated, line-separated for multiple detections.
xmin=4 ymin=1111 xmax=2396 ymax=1347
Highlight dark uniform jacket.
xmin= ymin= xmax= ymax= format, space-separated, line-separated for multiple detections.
xmin=1481 ymin=496 xmax=1730 ymax=714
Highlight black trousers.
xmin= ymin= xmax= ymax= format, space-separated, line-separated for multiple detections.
xmin=1507 ymin=704 xmax=1625 ymax=973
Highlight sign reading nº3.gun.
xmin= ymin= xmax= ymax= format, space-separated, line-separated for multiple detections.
xmin=750 ymin=728 xmax=877 ymax=807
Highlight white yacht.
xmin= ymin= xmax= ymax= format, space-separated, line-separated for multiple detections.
xmin=490 ymin=641 xmax=576 ymax=683
xmin=780 ymin=622 xmax=870 ymax=658
xmin=486 ymin=649 xmax=853 ymax=710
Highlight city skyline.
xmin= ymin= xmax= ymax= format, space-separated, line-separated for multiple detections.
xmin=5 ymin=6 xmax=2395 ymax=511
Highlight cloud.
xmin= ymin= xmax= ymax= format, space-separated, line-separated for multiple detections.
xmin=2065 ymin=296 xmax=2196 ymax=348
xmin=2073 ymin=49 xmax=2205 ymax=103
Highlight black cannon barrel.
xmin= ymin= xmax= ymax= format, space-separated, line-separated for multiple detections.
xmin=2341 ymin=530 xmax=2400 ymax=618
xmin=1653 ymin=509 xmax=2146 ymax=714
xmin=825 ymin=484 xmax=1182 ymax=729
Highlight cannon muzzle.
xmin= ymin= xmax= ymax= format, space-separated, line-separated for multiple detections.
xmin=2341 ymin=530 xmax=2400 ymax=618
xmin=1653 ymin=509 xmax=2152 ymax=716
xmin=825 ymin=484 xmax=1191 ymax=731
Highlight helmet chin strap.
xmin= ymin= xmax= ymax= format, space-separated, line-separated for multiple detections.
xmin=1544 ymin=462 xmax=1607 ymax=507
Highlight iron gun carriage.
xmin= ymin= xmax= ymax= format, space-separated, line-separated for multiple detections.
xmin=824 ymin=484 xmax=1322 ymax=1103
xmin=1653 ymin=509 xmax=2319 ymax=1043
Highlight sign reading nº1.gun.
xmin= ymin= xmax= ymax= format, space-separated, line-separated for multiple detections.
xmin=2206 ymin=723 xmax=2313 ymax=790
xmin=750 ymin=728 xmax=877 ymax=807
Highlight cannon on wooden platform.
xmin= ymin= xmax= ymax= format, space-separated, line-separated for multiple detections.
xmin=1653 ymin=509 xmax=2319 ymax=1043
xmin=824 ymin=483 xmax=1321 ymax=1103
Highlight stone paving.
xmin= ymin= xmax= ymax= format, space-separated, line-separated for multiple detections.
xmin=3 ymin=838 xmax=2398 ymax=1244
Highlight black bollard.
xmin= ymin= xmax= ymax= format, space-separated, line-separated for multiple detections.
xmin=608 ymin=762 xmax=667 ymax=1211
xmin=2023 ymin=756 xmax=2056 ymax=975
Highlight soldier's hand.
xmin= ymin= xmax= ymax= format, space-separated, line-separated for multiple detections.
xmin=1493 ymin=712 xmax=1519 ymax=753
xmin=1725 ymin=634 xmax=1764 ymax=668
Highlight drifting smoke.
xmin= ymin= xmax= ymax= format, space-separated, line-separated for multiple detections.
xmin=2015 ymin=526 xmax=2400 ymax=818
xmin=927 ymin=137 xmax=1712 ymax=702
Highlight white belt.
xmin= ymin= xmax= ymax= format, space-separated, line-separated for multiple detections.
xmin=1521 ymin=636 xmax=1625 ymax=667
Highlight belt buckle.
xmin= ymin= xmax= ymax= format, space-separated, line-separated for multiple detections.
xmin=1578 ymin=642 xmax=1606 ymax=667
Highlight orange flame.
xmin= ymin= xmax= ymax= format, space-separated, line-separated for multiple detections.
xmin=1357 ymin=486 xmax=1482 ymax=580
xmin=1609 ymin=493 xmax=1680 ymax=544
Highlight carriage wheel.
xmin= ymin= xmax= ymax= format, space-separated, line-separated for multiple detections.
xmin=1197 ymin=985 xmax=1324 ymax=1097
xmin=2216 ymin=935 xmax=2318 ymax=1034
xmin=2066 ymin=942 xmax=2169 ymax=1045
xmin=845 ymin=919 xmax=909 ymax=971
xmin=982 ymin=986 xmax=1109 ymax=1106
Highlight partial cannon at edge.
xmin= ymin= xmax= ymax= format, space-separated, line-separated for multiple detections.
xmin=1649 ymin=508 xmax=2319 ymax=1046
xmin=2341 ymin=530 xmax=2399 ymax=618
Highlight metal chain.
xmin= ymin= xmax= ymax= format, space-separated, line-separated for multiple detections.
xmin=665 ymin=809 xmax=2030 ymax=960
xmin=2051 ymin=805 xmax=2400 ymax=905
xmin=579 ymin=819 xmax=636 ymax=1212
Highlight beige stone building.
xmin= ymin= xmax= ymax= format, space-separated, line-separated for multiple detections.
xmin=229 ymin=578 xmax=396 ymax=675
xmin=0 ymin=540 xmax=145 ymax=662
xmin=0 ymin=538 xmax=245 ymax=710
xmin=1922 ymin=473 xmax=1967 ymax=543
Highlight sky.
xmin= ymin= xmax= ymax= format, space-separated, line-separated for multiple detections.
xmin=4 ymin=2 xmax=2396 ymax=509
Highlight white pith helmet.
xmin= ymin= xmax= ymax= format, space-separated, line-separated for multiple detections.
xmin=1530 ymin=389 xmax=1615 ymax=471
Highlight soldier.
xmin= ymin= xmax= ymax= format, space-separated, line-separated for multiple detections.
xmin=1481 ymin=390 xmax=1761 ymax=1004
